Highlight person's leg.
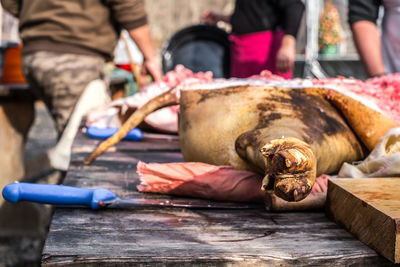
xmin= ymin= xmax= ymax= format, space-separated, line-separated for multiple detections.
xmin=22 ymin=51 xmax=108 ymax=175
xmin=22 ymin=51 xmax=106 ymax=137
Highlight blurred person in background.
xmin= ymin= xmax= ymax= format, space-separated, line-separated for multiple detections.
xmin=0 ymin=0 xmax=162 ymax=173
xmin=202 ymin=0 xmax=305 ymax=79
xmin=349 ymin=0 xmax=400 ymax=77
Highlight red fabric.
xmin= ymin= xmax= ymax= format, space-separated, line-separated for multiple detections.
xmin=136 ymin=161 xmax=329 ymax=203
xmin=229 ymin=30 xmax=293 ymax=79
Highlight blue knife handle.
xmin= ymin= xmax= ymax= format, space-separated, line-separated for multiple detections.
xmin=2 ymin=182 xmax=117 ymax=210
xmin=86 ymin=126 xmax=143 ymax=141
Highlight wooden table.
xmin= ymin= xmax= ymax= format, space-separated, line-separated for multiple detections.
xmin=41 ymin=130 xmax=395 ymax=266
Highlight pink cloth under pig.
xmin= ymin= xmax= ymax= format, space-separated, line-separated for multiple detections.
xmin=136 ymin=161 xmax=329 ymax=203
xmin=229 ymin=30 xmax=293 ymax=79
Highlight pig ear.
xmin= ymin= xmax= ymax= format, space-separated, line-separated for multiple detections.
xmin=84 ymin=88 xmax=179 ymax=165
xmin=323 ymin=89 xmax=399 ymax=151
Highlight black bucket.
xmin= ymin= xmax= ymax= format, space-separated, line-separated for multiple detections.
xmin=162 ymin=24 xmax=230 ymax=78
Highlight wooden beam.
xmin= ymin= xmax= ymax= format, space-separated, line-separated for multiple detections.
xmin=326 ymin=178 xmax=400 ymax=263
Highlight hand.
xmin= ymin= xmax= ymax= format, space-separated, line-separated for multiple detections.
xmin=276 ymin=46 xmax=295 ymax=73
xmin=141 ymin=57 xmax=162 ymax=84
xmin=202 ymin=10 xmax=222 ymax=24
xmin=276 ymin=35 xmax=296 ymax=73
xmin=128 ymin=25 xmax=163 ymax=85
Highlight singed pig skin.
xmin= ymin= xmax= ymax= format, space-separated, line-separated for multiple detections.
xmin=179 ymin=86 xmax=366 ymax=201
xmin=86 ymin=83 xmax=398 ymax=202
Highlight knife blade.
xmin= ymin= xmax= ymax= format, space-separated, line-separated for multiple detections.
xmin=2 ymin=182 xmax=260 ymax=210
xmin=101 ymin=198 xmax=255 ymax=209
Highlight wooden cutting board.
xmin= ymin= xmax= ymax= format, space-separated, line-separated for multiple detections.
xmin=326 ymin=178 xmax=400 ymax=263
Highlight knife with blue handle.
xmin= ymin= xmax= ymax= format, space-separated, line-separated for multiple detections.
xmin=86 ymin=126 xmax=143 ymax=141
xmin=2 ymin=182 xmax=257 ymax=210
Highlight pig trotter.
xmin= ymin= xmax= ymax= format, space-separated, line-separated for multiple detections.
xmin=260 ymin=137 xmax=316 ymax=201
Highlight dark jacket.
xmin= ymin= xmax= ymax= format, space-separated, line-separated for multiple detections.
xmin=1 ymin=0 xmax=148 ymax=60
xmin=230 ymin=0 xmax=305 ymax=37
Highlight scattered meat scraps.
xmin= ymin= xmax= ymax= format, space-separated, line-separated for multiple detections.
xmin=310 ymin=74 xmax=400 ymax=124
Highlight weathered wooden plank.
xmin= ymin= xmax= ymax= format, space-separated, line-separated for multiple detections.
xmin=72 ymin=129 xmax=180 ymax=153
xmin=42 ymin=208 xmax=393 ymax=266
xmin=41 ymin=257 xmax=393 ymax=267
xmin=326 ymin=178 xmax=400 ymax=263
xmin=70 ymin=149 xmax=183 ymax=166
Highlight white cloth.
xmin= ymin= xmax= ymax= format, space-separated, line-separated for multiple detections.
xmin=381 ymin=0 xmax=400 ymax=74
xmin=338 ymin=127 xmax=400 ymax=178
xmin=47 ymin=79 xmax=110 ymax=170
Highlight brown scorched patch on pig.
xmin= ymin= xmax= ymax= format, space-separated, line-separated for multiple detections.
xmin=289 ymin=90 xmax=350 ymax=142
xmin=196 ymin=86 xmax=242 ymax=104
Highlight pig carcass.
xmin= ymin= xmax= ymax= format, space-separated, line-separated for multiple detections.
xmin=85 ymin=75 xmax=399 ymax=202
